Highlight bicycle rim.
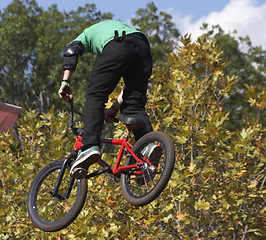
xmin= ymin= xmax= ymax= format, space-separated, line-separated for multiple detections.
xmin=121 ymin=131 xmax=175 ymax=206
xmin=27 ymin=159 xmax=87 ymax=232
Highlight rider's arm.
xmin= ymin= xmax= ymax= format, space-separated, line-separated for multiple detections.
xmin=58 ymin=69 xmax=74 ymax=102
xmin=104 ymin=89 xmax=123 ymax=123
xmin=111 ymin=89 xmax=123 ymax=111
xmin=59 ymin=40 xmax=85 ymax=102
xmin=63 ymin=69 xmax=74 ymax=81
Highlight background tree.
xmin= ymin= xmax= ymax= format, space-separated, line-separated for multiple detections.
xmin=0 ymin=0 xmax=112 ymax=112
xmin=1 ymin=34 xmax=264 ymax=240
xmin=201 ymin=24 xmax=266 ymax=129
xmin=131 ymin=1 xmax=180 ymax=65
xmin=0 ymin=0 xmax=41 ymax=109
xmin=0 ymin=1 xmax=180 ymax=112
xmin=0 ymin=2 xmax=265 ymax=238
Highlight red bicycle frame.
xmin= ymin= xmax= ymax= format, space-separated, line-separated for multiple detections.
xmin=73 ymin=132 xmax=155 ymax=177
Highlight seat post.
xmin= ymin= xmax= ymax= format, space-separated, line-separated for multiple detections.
xmin=125 ymin=127 xmax=131 ymax=137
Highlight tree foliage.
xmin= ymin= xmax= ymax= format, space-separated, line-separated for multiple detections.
xmin=0 ymin=0 xmax=265 ymax=239
xmin=145 ymin=34 xmax=265 ymax=239
xmin=131 ymin=2 xmax=180 ymax=64
xmin=0 ymin=0 xmax=112 ymax=112
xmin=201 ymin=24 xmax=266 ymax=130
xmin=0 ymin=0 xmax=41 ymax=109
xmin=1 ymin=34 xmax=265 ymax=239
xmin=0 ymin=0 xmax=179 ymax=113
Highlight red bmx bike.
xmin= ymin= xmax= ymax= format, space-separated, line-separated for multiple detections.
xmin=27 ymin=102 xmax=175 ymax=232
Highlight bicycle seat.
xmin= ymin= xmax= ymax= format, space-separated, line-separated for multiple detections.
xmin=118 ymin=114 xmax=146 ymax=130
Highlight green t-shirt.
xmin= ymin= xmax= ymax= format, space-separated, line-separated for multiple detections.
xmin=73 ymin=20 xmax=141 ymax=55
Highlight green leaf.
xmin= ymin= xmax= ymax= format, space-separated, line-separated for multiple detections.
xmin=195 ymin=199 xmax=211 ymax=210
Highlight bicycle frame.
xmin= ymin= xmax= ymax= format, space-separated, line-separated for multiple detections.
xmin=50 ymin=131 xmax=151 ymax=199
xmin=50 ymin=102 xmax=155 ymax=199
xmin=73 ymin=132 xmax=154 ymax=178
xmin=69 ymin=101 xmax=150 ymax=175
xmin=28 ymin=99 xmax=175 ymax=232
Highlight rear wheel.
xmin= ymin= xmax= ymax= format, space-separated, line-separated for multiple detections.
xmin=27 ymin=158 xmax=87 ymax=232
xmin=120 ymin=131 xmax=175 ymax=206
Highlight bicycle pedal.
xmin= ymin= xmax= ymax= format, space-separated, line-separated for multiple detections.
xmin=71 ymin=167 xmax=88 ymax=179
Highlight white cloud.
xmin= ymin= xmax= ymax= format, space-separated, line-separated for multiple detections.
xmin=170 ymin=0 xmax=266 ymax=49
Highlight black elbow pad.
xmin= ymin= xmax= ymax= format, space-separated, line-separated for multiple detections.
xmin=62 ymin=41 xmax=85 ymax=71
xmin=64 ymin=41 xmax=85 ymax=57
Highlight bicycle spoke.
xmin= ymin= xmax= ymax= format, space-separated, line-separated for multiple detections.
xmin=124 ymin=139 xmax=166 ymax=198
xmin=35 ymin=166 xmax=80 ymax=222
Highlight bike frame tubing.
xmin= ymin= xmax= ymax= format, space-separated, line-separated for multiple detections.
xmin=73 ymin=134 xmax=145 ymax=175
xmin=102 ymin=136 xmax=144 ymax=174
xmin=51 ymin=151 xmax=77 ymax=198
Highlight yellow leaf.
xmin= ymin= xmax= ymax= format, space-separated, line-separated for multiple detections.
xmin=165 ymin=203 xmax=174 ymax=211
xmin=176 ymin=135 xmax=187 ymax=144
xmin=105 ymin=101 xmax=112 ymax=109
xmin=162 ymin=215 xmax=172 ymax=223
xmin=248 ymin=180 xmax=258 ymax=188
xmin=188 ymin=162 xmax=195 ymax=173
xmin=110 ymin=223 xmax=118 ymax=233
xmin=204 ymin=177 xmax=210 ymax=183
xmin=67 ymin=235 xmax=76 ymax=239
xmin=61 ymin=229 xmax=68 ymax=234
xmin=13 ymin=195 xmax=21 ymax=200
xmin=213 ymin=208 xmax=222 ymax=213
xmin=195 ymin=199 xmax=211 ymax=210
xmin=176 ymin=211 xmax=185 ymax=220
xmin=90 ymin=226 xmax=97 ymax=234
xmin=108 ymin=211 xmax=114 ymax=218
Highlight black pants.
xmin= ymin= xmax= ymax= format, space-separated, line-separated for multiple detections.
xmin=81 ymin=34 xmax=153 ymax=150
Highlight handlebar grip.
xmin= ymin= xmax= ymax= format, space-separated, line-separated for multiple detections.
xmin=59 ymin=89 xmax=66 ymax=97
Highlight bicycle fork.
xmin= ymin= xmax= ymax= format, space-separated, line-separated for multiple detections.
xmin=49 ymin=152 xmax=113 ymax=200
xmin=50 ymin=151 xmax=77 ymax=200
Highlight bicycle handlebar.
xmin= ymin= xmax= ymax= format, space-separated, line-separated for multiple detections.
xmin=70 ymin=101 xmax=74 ymax=130
xmin=69 ymin=101 xmax=84 ymax=134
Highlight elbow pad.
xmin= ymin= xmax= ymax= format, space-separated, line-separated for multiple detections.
xmin=62 ymin=41 xmax=85 ymax=71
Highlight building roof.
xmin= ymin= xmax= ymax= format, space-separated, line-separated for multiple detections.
xmin=0 ymin=102 xmax=22 ymax=132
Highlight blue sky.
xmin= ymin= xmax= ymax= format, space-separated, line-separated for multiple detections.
xmin=1 ymin=0 xmax=266 ymax=49
xmin=1 ymin=0 xmax=231 ymax=22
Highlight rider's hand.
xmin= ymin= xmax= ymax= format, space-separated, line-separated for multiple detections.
xmin=105 ymin=106 xmax=118 ymax=123
xmin=58 ymin=85 xmax=73 ymax=102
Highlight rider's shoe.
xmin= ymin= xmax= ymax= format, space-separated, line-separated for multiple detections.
xmin=70 ymin=146 xmax=101 ymax=179
xmin=136 ymin=143 xmax=162 ymax=185
xmin=141 ymin=143 xmax=162 ymax=166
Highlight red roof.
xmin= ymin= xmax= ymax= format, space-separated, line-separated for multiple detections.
xmin=0 ymin=102 xmax=22 ymax=132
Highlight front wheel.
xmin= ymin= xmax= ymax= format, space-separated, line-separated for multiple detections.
xmin=120 ymin=131 xmax=175 ymax=206
xmin=27 ymin=158 xmax=87 ymax=232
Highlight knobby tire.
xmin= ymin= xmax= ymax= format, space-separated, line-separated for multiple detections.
xmin=27 ymin=158 xmax=87 ymax=232
xmin=120 ymin=131 xmax=175 ymax=206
